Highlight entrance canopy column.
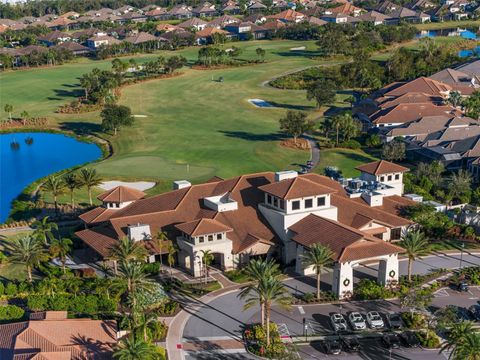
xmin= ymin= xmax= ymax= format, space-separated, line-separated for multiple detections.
xmin=332 ymin=262 xmax=353 ymax=299
xmin=378 ymin=254 xmax=399 ymax=286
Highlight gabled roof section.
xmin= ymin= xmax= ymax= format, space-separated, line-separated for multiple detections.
xmin=384 ymin=77 xmax=452 ymax=97
xmin=97 ymin=186 xmax=146 ymax=203
xmin=259 ymin=176 xmax=336 ymax=200
xmin=289 ymin=214 xmax=404 ymax=262
xmin=356 ymin=160 xmax=409 ymax=175
xmin=175 ymin=218 xmax=233 ymax=236
xmin=79 ymin=207 xmax=115 ymax=224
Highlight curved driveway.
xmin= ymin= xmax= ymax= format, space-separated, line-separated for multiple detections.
xmin=182 ymin=253 xmax=480 ymax=337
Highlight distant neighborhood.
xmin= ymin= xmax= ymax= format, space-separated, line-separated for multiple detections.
xmin=0 ymin=0 xmax=479 ymax=66
xmin=357 ymin=59 xmax=480 ymax=181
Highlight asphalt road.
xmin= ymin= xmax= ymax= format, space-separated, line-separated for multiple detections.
xmin=182 ymin=254 xmax=480 ymax=359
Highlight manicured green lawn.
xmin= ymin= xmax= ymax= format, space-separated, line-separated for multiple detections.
xmin=316 ymin=148 xmax=379 ymax=178
xmin=1 ymin=40 xmax=333 ymax=185
xmin=0 ymin=231 xmax=33 ymax=282
xmin=414 ymin=19 xmax=480 ymax=30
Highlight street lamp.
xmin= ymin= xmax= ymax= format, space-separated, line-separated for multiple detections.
xmin=460 ymin=242 xmax=465 ymax=270
xmin=303 ymin=317 xmax=307 ymax=342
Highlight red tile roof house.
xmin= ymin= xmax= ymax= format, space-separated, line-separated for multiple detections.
xmin=76 ymin=161 xmax=414 ymax=299
xmin=0 ymin=311 xmax=118 ymax=359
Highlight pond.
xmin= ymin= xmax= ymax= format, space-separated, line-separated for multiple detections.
xmin=415 ymin=28 xmax=480 ymax=58
xmin=0 ymin=132 xmax=102 ymax=223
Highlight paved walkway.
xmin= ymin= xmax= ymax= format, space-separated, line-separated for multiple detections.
xmin=166 ymin=283 xmax=247 ymax=360
xmin=302 ymin=134 xmax=320 ymax=171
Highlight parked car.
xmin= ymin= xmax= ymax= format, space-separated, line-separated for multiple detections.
xmin=330 ymin=313 xmax=347 ymax=332
xmin=366 ymin=311 xmax=385 ymax=329
xmin=457 ymin=281 xmax=469 ymax=292
xmin=382 ymin=333 xmax=401 ymax=349
xmin=323 ymin=339 xmax=342 ymax=355
xmin=399 ymin=331 xmax=420 ymax=348
xmin=348 ymin=312 xmax=366 ymax=330
xmin=340 ymin=336 xmax=361 ymax=352
xmin=468 ymin=305 xmax=480 ymax=321
xmin=386 ymin=313 xmax=403 ymax=329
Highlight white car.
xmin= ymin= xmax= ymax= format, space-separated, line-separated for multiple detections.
xmin=348 ymin=312 xmax=366 ymax=330
xmin=366 ymin=311 xmax=385 ymax=329
xmin=330 ymin=313 xmax=347 ymax=332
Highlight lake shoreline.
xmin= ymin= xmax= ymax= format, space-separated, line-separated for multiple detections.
xmin=1 ymin=129 xmax=110 ymax=224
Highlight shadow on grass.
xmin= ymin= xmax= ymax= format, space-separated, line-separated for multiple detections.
xmin=219 ymin=131 xmax=285 ymax=142
xmin=327 ymin=149 xmax=376 ymax=164
xmin=274 ymin=50 xmax=323 ymax=58
xmin=53 ymin=88 xmax=84 ymax=98
xmin=58 ymin=122 xmax=102 ymax=136
xmin=268 ymin=101 xmax=314 ymax=111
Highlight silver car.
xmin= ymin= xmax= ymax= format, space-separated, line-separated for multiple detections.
xmin=330 ymin=313 xmax=347 ymax=332
xmin=366 ymin=311 xmax=385 ymax=329
xmin=348 ymin=312 xmax=366 ymax=330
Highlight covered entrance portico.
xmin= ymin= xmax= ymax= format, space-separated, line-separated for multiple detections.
xmin=332 ymin=254 xmax=399 ymax=299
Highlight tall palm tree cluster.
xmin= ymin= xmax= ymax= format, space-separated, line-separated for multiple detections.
xmin=41 ymin=168 xmax=102 ymax=213
xmin=440 ymin=321 xmax=480 ymax=360
xmin=109 ymin=237 xmax=165 ymax=360
xmin=238 ymin=259 xmax=291 ymax=347
xmin=4 ymin=216 xmax=72 ymax=282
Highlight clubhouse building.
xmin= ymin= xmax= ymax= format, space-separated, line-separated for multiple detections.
xmin=76 ymin=160 xmax=413 ymax=298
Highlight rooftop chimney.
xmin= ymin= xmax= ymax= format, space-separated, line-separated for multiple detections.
xmin=275 ymin=170 xmax=298 ymax=182
xmin=173 ymin=180 xmax=191 ymax=190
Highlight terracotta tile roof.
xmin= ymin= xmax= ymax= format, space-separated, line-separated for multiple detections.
xmin=195 ymin=27 xmax=229 ymax=38
xmin=175 ymin=218 xmax=233 ymax=236
xmin=79 ymin=207 xmax=115 ymax=224
xmin=0 ymin=316 xmax=116 ymax=360
xmin=371 ymin=103 xmax=458 ymax=125
xmin=124 ymin=32 xmax=158 ymax=44
xmin=178 ymin=17 xmax=208 ymax=28
xmin=97 ymin=186 xmax=146 ymax=203
xmin=259 ymin=176 xmax=336 ymax=200
xmin=267 ymin=9 xmax=305 ymax=21
xmin=384 ymin=77 xmax=452 ymax=97
xmin=378 ymin=92 xmax=444 ymax=108
xmin=289 ymin=214 xmax=404 ymax=262
xmin=356 ymin=160 xmax=409 ymax=175
xmin=75 ymin=226 xmax=119 ymax=257
xmin=54 ymin=42 xmax=91 ymax=52
xmin=329 ymin=3 xmax=362 ymax=15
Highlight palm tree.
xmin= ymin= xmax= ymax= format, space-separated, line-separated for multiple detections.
xmin=116 ymin=261 xmax=156 ymax=307
xmin=400 ymin=230 xmax=430 ymax=282
xmin=113 ymin=336 xmax=159 ymax=360
xmin=31 ymin=216 xmax=58 ymax=245
xmin=78 ymin=168 xmax=102 ymax=206
xmin=153 ymin=230 xmax=169 ymax=270
xmin=452 ymin=332 xmax=480 ymax=360
xmin=4 ymin=103 xmax=13 ymax=123
xmin=448 ymin=170 xmax=472 ymax=203
xmin=50 ymin=237 xmax=72 ymax=274
xmin=440 ymin=321 xmax=474 ymax=358
xmin=447 ymin=90 xmax=462 ymax=108
xmin=6 ymin=235 xmax=48 ymax=282
xmin=136 ymin=311 xmax=164 ymax=342
xmin=331 ymin=115 xmax=343 ymax=147
xmin=302 ymin=244 xmax=334 ymax=300
xmin=200 ymin=249 xmax=214 ymax=283
xmin=41 ymin=176 xmax=66 ymax=213
xmin=240 ymin=258 xmax=281 ymax=326
xmin=110 ymin=237 xmax=148 ymax=272
xmin=243 ymin=276 xmax=291 ymax=346
xmin=64 ymin=172 xmax=81 ymax=210
xmin=167 ymin=243 xmax=177 ymax=278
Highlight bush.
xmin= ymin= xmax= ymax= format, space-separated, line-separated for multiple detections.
xmin=0 ymin=282 xmax=4 ymax=296
xmin=0 ymin=305 xmax=25 ymax=322
xmin=339 ymin=139 xmax=361 ymax=150
xmin=5 ymin=283 xmax=17 ymax=296
xmin=302 ymin=292 xmax=315 ymax=303
xmin=144 ymin=262 xmax=160 ymax=276
xmin=158 ymin=300 xmax=179 ymax=316
xmin=416 ymin=330 xmax=440 ymax=348
xmin=401 ymin=312 xmax=426 ymax=329
xmin=353 ymin=279 xmax=394 ymax=300
xmin=224 ymin=269 xmax=251 ymax=283
xmin=28 ymin=295 xmax=48 ymax=311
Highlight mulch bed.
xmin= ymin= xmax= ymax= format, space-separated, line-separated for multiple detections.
xmin=280 ymin=138 xmax=310 ymax=150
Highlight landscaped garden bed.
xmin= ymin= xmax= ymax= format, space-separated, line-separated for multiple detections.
xmin=244 ymin=323 xmax=299 ymax=359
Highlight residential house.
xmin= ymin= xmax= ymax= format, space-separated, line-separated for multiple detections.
xmin=267 ymin=9 xmax=306 ymax=23
xmin=430 ymin=66 xmax=480 ymax=95
xmin=248 ymin=1 xmax=268 ymax=14
xmin=357 ymin=10 xmax=390 ymax=25
xmin=195 ymin=27 xmax=230 ymax=44
xmin=0 ymin=311 xmax=117 ymax=360
xmin=193 ymin=2 xmax=218 ymax=17
xmin=207 ymin=14 xmax=240 ymax=29
xmin=178 ymin=17 xmax=209 ymax=31
xmin=321 ymin=12 xmax=349 ymax=23
xmin=37 ymin=30 xmax=71 ymax=46
xmin=222 ymin=0 xmax=242 ymax=14
xmin=168 ymin=5 xmax=193 ymax=19
xmin=86 ymin=35 xmax=121 ymax=49
xmin=145 ymin=7 xmax=168 ymax=20
xmin=124 ymin=32 xmax=163 ymax=48
xmin=54 ymin=41 xmax=92 ymax=55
